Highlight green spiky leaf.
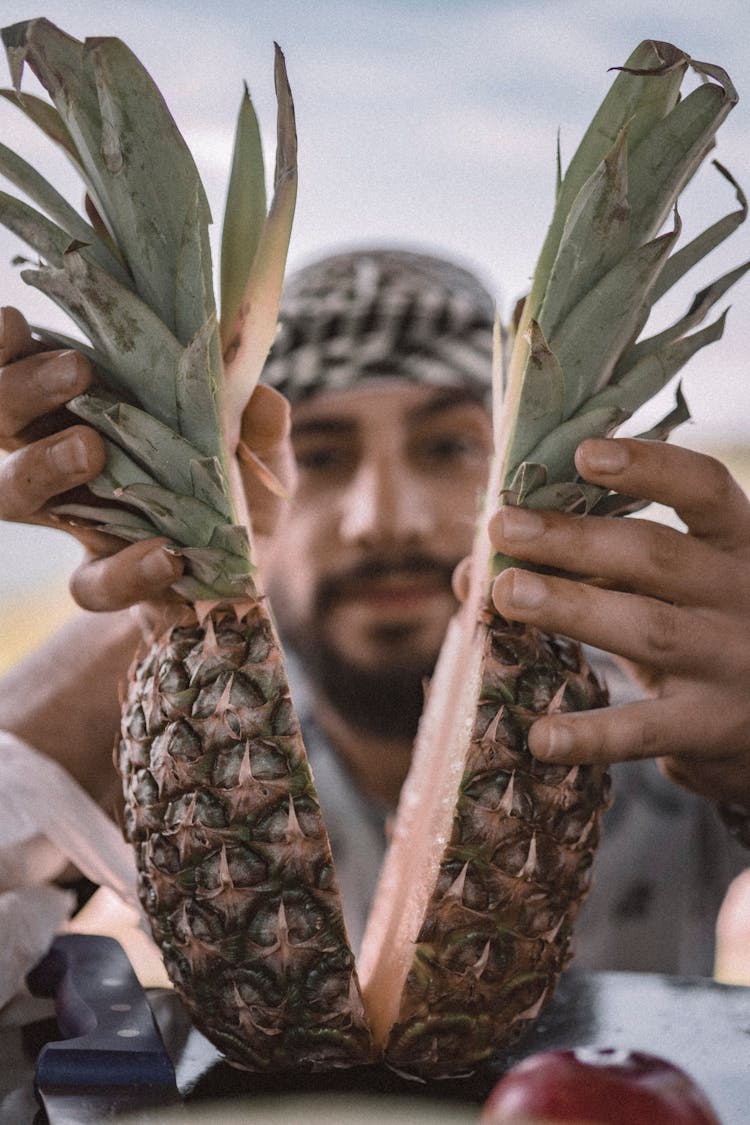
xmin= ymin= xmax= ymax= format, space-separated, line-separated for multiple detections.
xmin=220 ymin=44 xmax=297 ymax=457
xmin=0 ymin=87 xmax=83 ymax=167
xmin=22 ymin=248 xmax=188 ymax=435
xmin=3 ymin=19 xmax=214 ymax=341
xmin=0 ymin=141 xmax=133 ymax=283
xmin=650 ymin=161 xmax=747 ymax=302
xmin=66 ymin=390 xmax=232 ymax=516
xmin=220 ymin=83 xmax=268 ymax=350
xmin=489 ymin=40 xmax=746 ymax=566
xmin=0 ymin=19 xmax=297 ymax=601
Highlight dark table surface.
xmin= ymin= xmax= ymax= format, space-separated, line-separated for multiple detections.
xmin=2 ymin=966 xmax=749 ymax=1123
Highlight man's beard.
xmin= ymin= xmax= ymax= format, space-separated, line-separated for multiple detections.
xmin=271 ymin=552 xmax=459 ymax=740
xmin=300 ymin=634 xmax=435 ymax=738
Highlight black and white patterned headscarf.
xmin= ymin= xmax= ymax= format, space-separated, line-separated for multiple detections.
xmin=262 ymin=248 xmax=495 ymax=405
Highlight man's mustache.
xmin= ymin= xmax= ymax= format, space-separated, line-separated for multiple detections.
xmin=314 ymin=552 xmax=460 ymax=610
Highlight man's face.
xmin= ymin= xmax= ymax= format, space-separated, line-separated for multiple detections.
xmin=262 ymin=379 xmax=493 ymax=736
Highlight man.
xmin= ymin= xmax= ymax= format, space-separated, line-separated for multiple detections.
xmin=1 ymin=248 xmax=749 ymax=969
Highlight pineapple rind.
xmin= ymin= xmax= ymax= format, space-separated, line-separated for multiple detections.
xmin=384 ymin=617 xmax=610 ymax=1079
xmin=0 ymin=23 xmax=746 ymax=1079
xmin=120 ymin=604 xmax=374 ymax=1071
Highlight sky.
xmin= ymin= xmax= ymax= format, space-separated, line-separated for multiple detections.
xmin=0 ymin=0 xmax=749 ymax=599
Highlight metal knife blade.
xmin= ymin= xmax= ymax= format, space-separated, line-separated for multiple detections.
xmin=27 ymin=933 xmax=180 ymax=1122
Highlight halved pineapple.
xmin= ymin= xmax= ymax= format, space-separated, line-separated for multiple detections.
xmin=1 ymin=23 xmax=746 ymax=1077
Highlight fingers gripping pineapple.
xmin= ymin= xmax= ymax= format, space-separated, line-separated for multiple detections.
xmin=356 ymin=40 xmax=747 ymax=1074
xmin=0 ymin=17 xmax=371 ymax=1070
xmin=1 ymin=22 xmax=746 ymax=1079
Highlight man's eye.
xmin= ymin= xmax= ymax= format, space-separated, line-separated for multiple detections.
xmin=422 ymin=435 xmax=480 ymax=463
xmin=295 ymin=446 xmax=352 ymax=473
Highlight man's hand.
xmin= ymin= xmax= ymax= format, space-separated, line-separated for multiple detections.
xmin=0 ymin=306 xmax=294 ymax=612
xmin=489 ymin=436 xmax=750 ymax=808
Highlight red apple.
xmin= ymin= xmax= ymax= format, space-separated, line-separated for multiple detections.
xmin=479 ymin=1046 xmax=721 ymax=1124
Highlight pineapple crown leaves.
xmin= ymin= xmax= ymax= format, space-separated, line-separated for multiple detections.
xmin=494 ymin=40 xmax=748 ymax=549
xmin=0 ymin=19 xmax=297 ymax=602
xmin=219 ymin=43 xmax=298 ymax=461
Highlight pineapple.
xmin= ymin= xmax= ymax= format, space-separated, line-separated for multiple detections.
xmin=1 ymin=22 xmax=746 ymax=1080
xmin=0 ymin=17 xmax=371 ymax=1071
xmin=358 ymin=39 xmax=748 ymax=1076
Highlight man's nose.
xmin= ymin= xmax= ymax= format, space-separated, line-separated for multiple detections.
xmin=338 ymin=459 xmax=433 ymax=544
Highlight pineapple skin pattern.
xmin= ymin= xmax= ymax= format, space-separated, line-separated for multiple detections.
xmin=119 ymin=603 xmax=375 ymax=1071
xmin=0 ymin=20 xmax=745 ymax=1080
xmin=384 ymin=616 xmax=610 ymax=1076
xmin=119 ymin=604 xmax=608 ymax=1077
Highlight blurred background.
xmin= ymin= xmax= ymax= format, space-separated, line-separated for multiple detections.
xmin=1 ymin=0 xmax=749 ymax=670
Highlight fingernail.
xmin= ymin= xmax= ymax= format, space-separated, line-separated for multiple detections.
xmin=504 ymin=570 xmax=548 ymax=609
xmin=580 ymin=439 xmax=629 ymax=474
xmin=452 ymin=557 xmax=472 ymax=601
xmin=534 ymin=723 xmax=575 ymax=760
xmin=138 ymin=547 xmax=179 ymax=585
xmin=44 ymin=350 xmax=87 ymax=396
xmin=50 ymin=431 xmax=89 ymax=474
xmin=497 ymin=506 xmax=544 ymax=541
xmin=248 ymin=384 xmax=291 ymax=447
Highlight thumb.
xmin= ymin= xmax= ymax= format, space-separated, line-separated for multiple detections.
xmin=237 ymin=383 xmax=297 ymax=538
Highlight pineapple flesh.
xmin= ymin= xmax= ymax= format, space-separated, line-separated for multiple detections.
xmin=1 ymin=22 xmax=747 ymax=1079
xmin=358 ymin=39 xmax=747 ymax=1077
xmin=0 ymin=17 xmax=372 ymax=1071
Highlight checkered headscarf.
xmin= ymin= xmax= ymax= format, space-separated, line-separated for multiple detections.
xmin=263 ymin=248 xmax=495 ymax=405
